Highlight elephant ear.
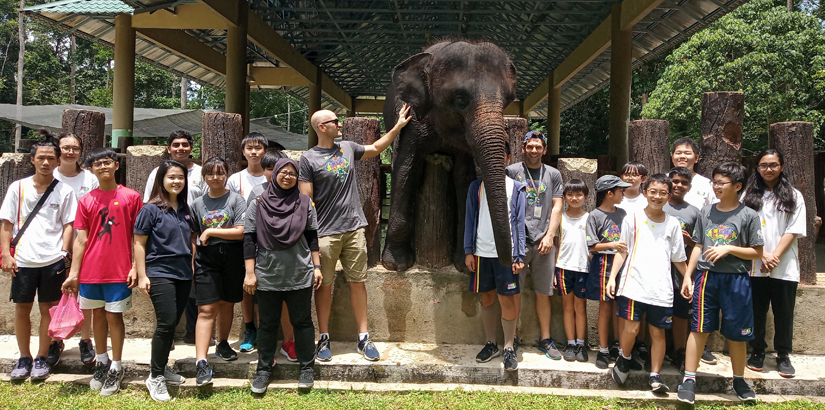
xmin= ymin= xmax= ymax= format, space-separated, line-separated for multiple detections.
xmin=392 ymin=52 xmax=433 ymax=118
xmin=503 ymin=61 xmax=518 ymax=104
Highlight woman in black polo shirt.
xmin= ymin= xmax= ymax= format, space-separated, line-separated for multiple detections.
xmin=134 ymin=160 xmax=196 ymax=402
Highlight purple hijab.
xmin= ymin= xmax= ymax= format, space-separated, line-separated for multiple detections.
xmin=255 ymin=158 xmax=310 ymax=250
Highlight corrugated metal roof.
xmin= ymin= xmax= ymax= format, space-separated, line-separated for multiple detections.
xmin=25 ymin=0 xmax=133 ymax=15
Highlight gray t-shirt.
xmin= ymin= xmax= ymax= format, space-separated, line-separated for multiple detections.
xmin=299 ymin=141 xmax=367 ymax=237
xmin=586 ymin=207 xmax=627 ymax=254
xmin=244 ymin=198 xmax=319 ymax=292
xmin=691 ymin=203 xmax=763 ymax=273
xmin=247 ymin=182 xmax=268 ymax=208
xmin=664 ymin=201 xmax=700 ymax=286
xmin=506 ymin=163 xmax=563 ymax=243
xmin=190 ymin=191 xmax=246 ymax=245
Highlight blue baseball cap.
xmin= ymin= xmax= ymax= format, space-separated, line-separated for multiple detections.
xmin=524 ymin=131 xmax=547 ymax=146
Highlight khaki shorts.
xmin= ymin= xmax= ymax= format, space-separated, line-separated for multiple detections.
xmin=318 ymin=227 xmax=368 ymax=286
xmin=519 ymin=242 xmax=556 ymax=296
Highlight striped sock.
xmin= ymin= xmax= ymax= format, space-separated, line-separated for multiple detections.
xmin=684 ymin=371 xmax=696 ymax=383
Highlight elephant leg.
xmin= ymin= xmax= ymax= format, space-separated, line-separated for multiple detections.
xmin=382 ymin=139 xmax=425 ymax=272
xmin=452 ymin=153 xmax=477 ymax=273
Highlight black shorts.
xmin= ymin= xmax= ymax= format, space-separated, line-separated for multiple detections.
xmin=11 ymin=260 xmax=66 ymax=304
xmin=194 ymin=242 xmax=245 ymax=305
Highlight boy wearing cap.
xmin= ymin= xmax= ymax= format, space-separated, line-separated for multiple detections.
xmin=505 ymin=131 xmax=564 ymax=360
xmin=586 ymin=174 xmax=631 ymax=369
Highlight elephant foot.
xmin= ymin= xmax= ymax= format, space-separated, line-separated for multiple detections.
xmin=382 ymin=244 xmax=416 ymax=272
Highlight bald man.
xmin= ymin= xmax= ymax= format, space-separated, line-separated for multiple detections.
xmin=299 ymin=105 xmax=410 ymax=361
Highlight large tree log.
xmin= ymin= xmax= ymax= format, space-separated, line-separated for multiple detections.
xmin=628 ymin=119 xmax=670 ymax=175
xmin=697 ymin=92 xmax=745 ymax=178
xmin=558 ymin=158 xmax=598 ymax=212
xmin=770 ymin=122 xmax=817 ymax=285
xmin=202 ymin=112 xmax=244 ymax=176
xmin=342 ymin=117 xmax=382 ymax=267
xmin=505 ymin=117 xmax=528 ymax=166
xmin=61 ymin=108 xmax=105 ymax=165
xmin=126 ymin=146 xmax=166 ymax=197
xmin=0 ymin=154 xmax=34 ymax=199
xmin=415 ymin=154 xmax=455 ymax=268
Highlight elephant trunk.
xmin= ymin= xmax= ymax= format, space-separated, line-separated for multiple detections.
xmin=471 ymin=100 xmax=513 ymax=267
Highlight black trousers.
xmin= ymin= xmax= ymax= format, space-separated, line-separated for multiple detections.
xmin=750 ymin=276 xmax=797 ymax=356
xmin=149 ymin=277 xmax=192 ymax=377
xmin=256 ymin=286 xmax=315 ymax=374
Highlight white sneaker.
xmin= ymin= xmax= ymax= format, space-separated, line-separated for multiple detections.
xmin=163 ymin=366 xmax=185 ymax=385
xmin=145 ymin=374 xmax=170 ymax=402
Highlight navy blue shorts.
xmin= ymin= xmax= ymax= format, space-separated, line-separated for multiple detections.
xmin=672 ymin=285 xmax=692 ymax=319
xmin=586 ymin=253 xmax=617 ymax=302
xmin=616 ymin=296 xmax=673 ymax=329
xmin=469 ymin=256 xmax=520 ymax=296
xmin=555 ymin=267 xmax=586 ymax=299
xmin=691 ymin=270 xmax=754 ymax=341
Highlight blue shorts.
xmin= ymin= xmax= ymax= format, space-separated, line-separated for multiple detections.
xmin=78 ymin=283 xmax=132 ymax=313
xmin=555 ymin=267 xmax=586 ymax=299
xmin=616 ymin=296 xmax=673 ymax=329
xmin=469 ymin=256 xmax=520 ymax=296
xmin=672 ymin=286 xmax=692 ymax=320
xmin=586 ymin=253 xmax=618 ymax=302
xmin=692 ymin=270 xmax=754 ymax=341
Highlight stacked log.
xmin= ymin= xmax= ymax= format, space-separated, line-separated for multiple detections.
xmin=202 ymin=112 xmax=244 ymax=176
xmin=0 ymin=154 xmax=34 ymax=198
xmin=628 ymin=119 xmax=670 ymax=175
xmin=558 ymin=158 xmax=598 ymax=212
xmin=61 ymin=109 xmax=105 ymax=165
xmin=126 ymin=146 xmax=166 ymax=197
xmin=697 ymin=92 xmax=745 ymax=177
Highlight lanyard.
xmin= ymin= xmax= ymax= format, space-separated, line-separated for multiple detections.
xmin=522 ymin=163 xmax=544 ymax=203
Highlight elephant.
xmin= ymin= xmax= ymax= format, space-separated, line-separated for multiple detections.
xmin=382 ymin=39 xmax=518 ymax=272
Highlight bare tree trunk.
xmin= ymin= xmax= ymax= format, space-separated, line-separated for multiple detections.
xmin=14 ymin=0 xmax=25 ymax=152
xmin=70 ymin=36 xmax=76 ymax=104
xmin=415 ymin=154 xmax=455 ymax=268
xmin=558 ymin=158 xmax=598 ymax=212
xmin=696 ymin=92 xmax=745 ymax=178
xmin=342 ymin=117 xmax=382 ymax=266
xmin=769 ymin=122 xmax=816 ymax=285
xmin=628 ymin=119 xmax=671 ymax=175
xmin=505 ymin=117 xmax=528 ymax=166
xmin=202 ymin=112 xmax=244 ymax=175
xmin=126 ymin=146 xmax=167 ymax=196
xmin=287 ymin=97 xmax=291 ymax=132
xmin=180 ymin=77 xmax=187 ymax=110
xmin=0 ymin=153 xmax=34 ymax=197
xmin=61 ymin=109 xmax=105 ymax=165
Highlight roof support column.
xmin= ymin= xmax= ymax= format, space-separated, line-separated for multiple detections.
xmin=609 ymin=3 xmax=632 ymax=166
xmin=548 ymin=78 xmax=561 ymax=156
xmin=225 ymin=1 xmax=248 ymax=123
xmin=307 ymin=68 xmax=322 ymax=149
xmin=243 ymin=83 xmax=250 ymax=135
xmin=112 ymin=14 xmax=135 ymax=149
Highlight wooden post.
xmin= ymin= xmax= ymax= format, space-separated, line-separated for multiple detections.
xmin=61 ymin=109 xmax=105 ymax=164
xmin=0 ymin=154 xmax=34 ymax=198
xmin=202 ymin=112 xmax=244 ymax=176
xmin=341 ymin=117 xmax=382 ymax=267
xmin=628 ymin=119 xmax=671 ymax=175
xmin=769 ymin=121 xmax=817 ymax=285
xmin=815 ymin=152 xmax=825 ymax=240
xmin=415 ymin=154 xmax=455 ymax=269
xmin=126 ymin=146 xmax=166 ymax=196
xmin=697 ymin=92 xmax=744 ymax=178
xmin=558 ymin=158 xmax=598 ymax=212
xmin=505 ymin=117 xmax=528 ymax=166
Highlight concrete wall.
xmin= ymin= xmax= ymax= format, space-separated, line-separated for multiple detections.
xmin=2 ymin=267 xmax=823 ymax=354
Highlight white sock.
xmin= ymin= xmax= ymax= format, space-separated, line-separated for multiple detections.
xmin=600 ymin=347 xmax=609 ymax=354
xmin=358 ymin=332 xmax=369 ymax=341
xmin=320 ymin=332 xmax=329 ymax=340
xmin=576 ymin=339 xmax=585 ymax=346
xmin=97 ymin=353 xmax=110 ymax=365
xmin=196 ymin=358 xmax=207 ymax=366
xmin=650 ymin=372 xmax=659 ymax=378
xmin=567 ymin=340 xmax=576 ymax=346
xmin=110 ymin=360 xmax=122 ymax=371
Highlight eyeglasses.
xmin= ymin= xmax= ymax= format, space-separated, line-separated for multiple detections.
xmin=91 ymin=159 xmax=115 ymax=168
xmin=61 ymin=146 xmax=81 ymax=153
xmin=321 ymin=118 xmax=340 ymax=127
xmin=278 ymin=171 xmax=298 ymax=178
xmin=645 ymin=189 xmax=671 ymax=198
xmin=711 ymin=181 xmax=733 ymax=188
xmin=757 ymin=163 xmax=781 ymax=171
xmin=170 ymin=142 xmax=191 ymax=148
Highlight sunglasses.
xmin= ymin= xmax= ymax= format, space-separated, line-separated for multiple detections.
xmin=321 ymin=119 xmax=340 ymax=127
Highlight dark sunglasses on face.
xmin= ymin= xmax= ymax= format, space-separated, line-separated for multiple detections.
xmin=321 ymin=119 xmax=340 ymax=127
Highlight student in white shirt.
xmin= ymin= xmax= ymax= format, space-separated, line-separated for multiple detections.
xmin=617 ymin=161 xmax=648 ymax=214
xmin=742 ymin=149 xmax=806 ymax=378
xmin=671 ymin=138 xmax=716 ymax=210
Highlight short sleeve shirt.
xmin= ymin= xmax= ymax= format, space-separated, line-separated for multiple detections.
xmin=748 ymin=189 xmax=806 ymax=281
xmin=586 ymin=207 xmax=627 ymax=255
xmin=134 ymin=203 xmax=194 ymax=280
xmin=556 ymin=211 xmax=590 ymax=272
xmin=692 ymin=203 xmax=763 ymax=273
xmin=506 ymin=163 xmax=563 ymax=243
xmin=74 ymin=186 xmax=143 ymax=283
xmin=685 ymin=173 xmax=717 ymax=210
xmin=617 ymin=194 xmax=648 ymax=214
xmin=189 ymin=191 xmax=247 ymax=245
xmin=663 ymin=201 xmax=701 ymax=286
xmin=298 ymin=141 xmax=367 ymax=237
xmin=227 ymin=169 xmax=267 ymax=201
xmin=54 ymin=169 xmax=99 ymax=200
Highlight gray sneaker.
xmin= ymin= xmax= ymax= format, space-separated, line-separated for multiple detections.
xmin=30 ymin=356 xmax=50 ymax=381
xmin=163 ymin=366 xmax=185 ymax=385
xmin=251 ymin=370 xmax=271 ymax=394
xmin=677 ymin=379 xmax=696 ymax=404
xmin=563 ymin=344 xmax=576 ymax=362
xmin=145 ymin=374 xmax=170 ymax=402
xmin=10 ymin=356 xmax=32 ymax=380
xmin=575 ymin=344 xmax=589 ymax=362
xmin=777 ymin=356 xmax=795 ymax=378
xmin=538 ymin=338 xmax=562 ymax=360
xmin=298 ymin=368 xmax=314 ymax=389
xmin=100 ymin=367 xmax=124 ymax=397
xmin=89 ymin=361 xmax=108 ymax=391
xmin=196 ymin=360 xmax=213 ymax=387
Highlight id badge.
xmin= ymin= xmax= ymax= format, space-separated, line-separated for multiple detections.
xmin=533 ymin=204 xmax=543 ymax=218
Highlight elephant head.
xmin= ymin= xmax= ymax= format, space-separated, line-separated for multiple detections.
xmin=390 ymin=40 xmax=518 ymax=267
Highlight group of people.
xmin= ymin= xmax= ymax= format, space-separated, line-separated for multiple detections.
xmin=0 ymin=106 xmax=804 ymax=405
xmin=466 ymin=132 xmax=804 ymax=405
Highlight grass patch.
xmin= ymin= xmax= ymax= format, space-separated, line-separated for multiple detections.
xmin=0 ymin=381 xmax=823 ymax=410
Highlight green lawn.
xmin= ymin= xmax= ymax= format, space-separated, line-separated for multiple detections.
xmin=1 ymin=382 xmax=823 ymax=410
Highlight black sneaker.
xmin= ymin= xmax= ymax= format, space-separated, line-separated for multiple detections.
xmin=196 ymin=360 xmax=213 ymax=387
xmin=538 ymin=338 xmax=562 ymax=360
xmin=575 ymin=344 xmax=589 ymax=363
xmin=677 ymin=379 xmax=696 ymax=404
xmin=612 ymin=356 xmax=631 ymax=385
xmin=733 ymin=377 xmax=757 ymax=403
xmin=701 ymin=346 xmax=717 ymax=365
xmin=609 ymin=340 xmax=620 ymax=362
xmin=649 ymin=374 xmax=669 ymax=393
xmin=776 ymin=356 xmax=795 ymax=378
xmin=298 ymin=368 xmax=314 ymax=389
xmin=475 ymin=341 xmax=501 ymax=363
xmin=216 ymin=340 xmax=238 ymax=361
xmin=747 ymin=352 xmax=765 ymax=372
xmin=315 ymin=335 xmax=332 ymax=361
xmin=46 ymin=340 xmax=64 ymax=367
xmin=79 ymin=339 xmax=96 ymax=365
xmin=563 ymin=344 xmax=576 ymax=362
xmin=250 ymin=370 xmax=271 ymax=394
xmin=503 ymin=348 xmax=518 ymax=371
xmin=595 ymin=351 xmax=610 ymax=369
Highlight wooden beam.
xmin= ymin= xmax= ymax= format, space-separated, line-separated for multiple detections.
xmin=132 ymin=3 xmax=227 ymax=30
xmin=620 ymin=0 xmax=667 ymax=30
xmin=503 ymin=102 xmax=520 ymax=116
xmin=250 ymin=66 xmax=310 ymax=86
xmin=196 ymin=0 xmax=240 ymax=27
xmin=352 ymin=98 xmax=385 ymax=114
xmin=136 ymin=28 xmax=226 ymax=75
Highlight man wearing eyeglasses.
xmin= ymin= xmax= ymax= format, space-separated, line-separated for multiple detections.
xmin=298 ymin=105 xmax=411 ymax=362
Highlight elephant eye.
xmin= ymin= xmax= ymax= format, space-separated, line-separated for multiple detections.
xmin=452 ymin=93 xmax=469 ymax=110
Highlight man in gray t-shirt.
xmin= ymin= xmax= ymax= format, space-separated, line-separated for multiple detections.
xmin=504 ymin=131 xmax=564 ymax=357
xmin=298 ymin=106 xmax=411 ymax=362
xmin=692 ymin=204 xmax=763 ymax=273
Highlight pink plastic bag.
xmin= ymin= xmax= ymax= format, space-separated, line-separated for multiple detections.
xmin=47 ymin=293 xmax=84 ymax=340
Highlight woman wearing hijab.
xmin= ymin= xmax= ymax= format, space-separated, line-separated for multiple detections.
xmin=242 ymin=158 xmax=322 ymax=394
